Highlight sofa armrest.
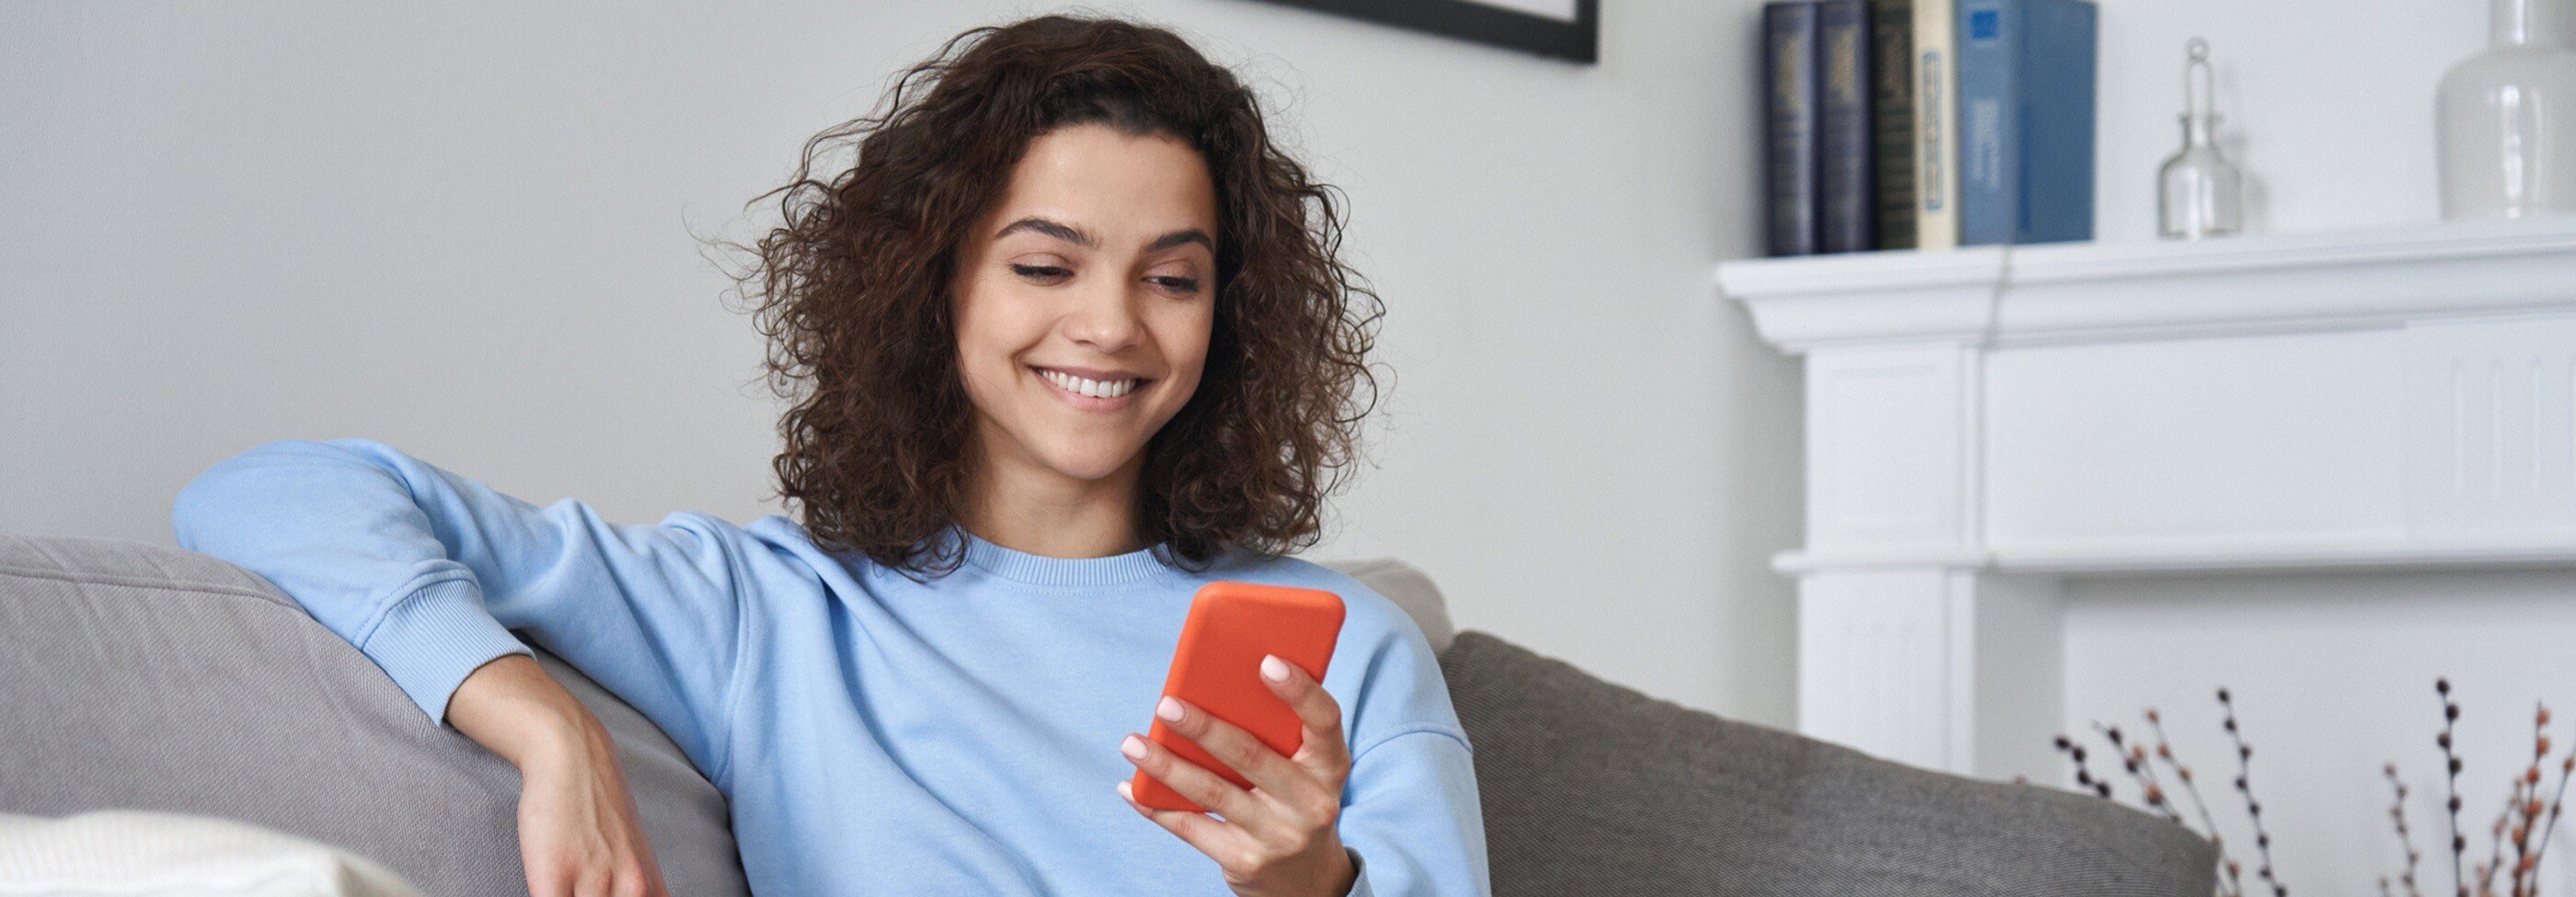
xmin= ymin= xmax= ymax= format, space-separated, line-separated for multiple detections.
xmin=0 ymin=534 xmax=749 ymax=896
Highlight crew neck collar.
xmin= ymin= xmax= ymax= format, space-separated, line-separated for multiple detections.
xmin=946 ymin=524 xmax=1178 ymax=587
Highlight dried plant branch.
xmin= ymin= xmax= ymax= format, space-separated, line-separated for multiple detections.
xmin=2444 ymin=679 xmax=2469 ymax=897
xmin=2147 ymin=708 xmax=2241 ymax=897
xmin=2511 ymin=706 xmax=2547 ymax=897
xmin=2390 ymin=763 xmax=2425 ymax=897
xmin=2099 ymin=721 xmax=2186 ymax=825
xmin=2219 ymin=687 xmax=2286 ymax=897
xmin=2055 ymin=733 xmax=2113 ymax=800
xmin=2064 ymin=679 xmax=2576 ymax=897
xmin=2528 ymin=738 xmax=2571 ymax=884
xmin=2481 ymin=797 xmax=2510 ymax=897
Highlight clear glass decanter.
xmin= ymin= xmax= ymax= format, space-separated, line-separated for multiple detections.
xmin=2158 ymin=38 xmax=2243 ymax=240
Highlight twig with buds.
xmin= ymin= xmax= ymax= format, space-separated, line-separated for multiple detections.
xmin=2510 ymin=705 xmax=2550 ymax=897
xmin=2146 ymin=708 xmax=2242 ymax=897
xmin=2389 ymin=763 xmax=2425 ymax=897
xmin=2099 ymin=721 xmax=2186 ymax=825
xmin=2220 ymin=688 xmax=2286 ymax=897
xmin=2443 ymin=679 xmax=2469 ymax=897
xmin=2480 ymin=799 xmax=2510 ymax=896
xmin=2056 ymin=733 xmax=2113 ymax=800
xmin=2529 ymin=707 xmax=2572 ymax=893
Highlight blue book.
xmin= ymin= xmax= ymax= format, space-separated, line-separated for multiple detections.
xmin=1869 ymin=0 xmax=1919 ymax=250
xmin=1763 ymin=2 xmax=1822 ymax=257
xmin=1954 ymin=0 xmax=2096 ymax=246
xmin=1815 ymin=0 xmax=1875 ymax=253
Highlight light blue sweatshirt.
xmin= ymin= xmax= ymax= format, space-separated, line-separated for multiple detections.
xmin=170 ymin=438 xmax=1490 ymax=897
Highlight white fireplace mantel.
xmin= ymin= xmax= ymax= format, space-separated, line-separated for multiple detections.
xmin=1717 ymin=215 xmax=2576 ymax=782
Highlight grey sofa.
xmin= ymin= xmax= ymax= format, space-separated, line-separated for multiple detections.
xmin=0 ymin=534 xmax=2214 ymax=896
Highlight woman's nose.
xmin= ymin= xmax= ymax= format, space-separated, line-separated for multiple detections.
xmin=1064 ymin=277 xmax=1144 ymax=351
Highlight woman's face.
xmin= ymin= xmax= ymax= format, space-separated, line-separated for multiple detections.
xmin=951 ymin=123 xmax=1220 ymax=488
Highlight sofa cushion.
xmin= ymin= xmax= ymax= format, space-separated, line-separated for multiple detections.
xmin=0 ymin=535 xmax=749 ymax=897
xmin=1434 ymin=629 xmax=2216 ymax=897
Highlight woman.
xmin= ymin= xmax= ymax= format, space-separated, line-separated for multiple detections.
xmin=170 ymin=14 xmax=1487 ymax=897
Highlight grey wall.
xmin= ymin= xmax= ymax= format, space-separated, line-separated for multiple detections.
xmin=0 ymin=0 xmax=1800 ymax=724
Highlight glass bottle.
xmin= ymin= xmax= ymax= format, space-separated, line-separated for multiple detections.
xmin=2436 ymin=0 xmax=2576 ymax=219
xmin=2158 ymin=38 xmax=2243 ymax=240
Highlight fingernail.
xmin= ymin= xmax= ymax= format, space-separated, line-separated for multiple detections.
xmin=1156 ymin=696 xmax=1185 ymax=724
xmin=1262 ymin=654 xmax=1291 ymax=682
xmin=1122 ymin=734 xmax=1147 ymax=760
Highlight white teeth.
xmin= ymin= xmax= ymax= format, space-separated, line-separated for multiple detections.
xmin=1039 ymin=368 xmax=1137 ymax=399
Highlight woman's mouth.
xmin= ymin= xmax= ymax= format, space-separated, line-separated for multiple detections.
xmin=1032 ymin=366 xmax=1147 ymax=411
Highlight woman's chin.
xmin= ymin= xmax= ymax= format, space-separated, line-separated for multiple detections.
xmin=1032 ymin=446 xmax=1142 ymax=483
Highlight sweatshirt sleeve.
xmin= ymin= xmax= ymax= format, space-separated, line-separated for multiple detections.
xmin=1338 ymin=727 xmax=1489 ymax=897
xmin=1325 ymin=590 xmax=1492 ymax=896
xmin=170 ymin=437 xmax=749 ymax=785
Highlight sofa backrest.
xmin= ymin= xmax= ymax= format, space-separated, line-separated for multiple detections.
xmin=1315 ymin=556 xmax=1457 ymax=653
xmin=1435 ymin=629 xmax=2219 ymax=897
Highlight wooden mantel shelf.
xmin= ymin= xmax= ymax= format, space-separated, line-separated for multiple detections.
xmin=1716 ymin=215 xmax=2576 ymax=351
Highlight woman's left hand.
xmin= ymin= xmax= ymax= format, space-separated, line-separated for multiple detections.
xmin=1118 ymin=653 xmax=1358 ymax=897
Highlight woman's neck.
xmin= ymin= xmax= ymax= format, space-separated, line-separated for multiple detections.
xmin=955 ymin=442 xmax=1152 ymax=559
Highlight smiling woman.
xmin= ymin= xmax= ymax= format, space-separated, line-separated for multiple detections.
xmin=732 ymin=16 xmax=1387 ymax=575
xmin=171 ymin=11 xmax=1486 ymax=897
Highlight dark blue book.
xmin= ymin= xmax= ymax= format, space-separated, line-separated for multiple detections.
xmin=1869 ymin=0 xmax=1918 ymax=249
xmin=1763 ymin=2 xmax=1822 ymax=257
xmin=1955 ymin=0 xmax=2096 ymax=246
xmin=1816 ymin=0 xmax=1875 ymax=253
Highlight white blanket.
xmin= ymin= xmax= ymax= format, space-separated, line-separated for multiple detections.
xmin=0 ymin=811 xmax=424 ymax=897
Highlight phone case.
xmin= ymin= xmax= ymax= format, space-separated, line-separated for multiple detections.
xmin=1130 ymin=581 xmax=1345 ymax=813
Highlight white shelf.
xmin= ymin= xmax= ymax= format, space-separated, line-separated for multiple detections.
xmin=1776 ymin=535 xmax=2576 ymax=577
xmin=1716 ymin=215 xmax=2576 ymax=352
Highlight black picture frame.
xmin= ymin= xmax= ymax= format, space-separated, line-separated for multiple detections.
xmin=1244 ymin=0 xmax=1600 ymax=64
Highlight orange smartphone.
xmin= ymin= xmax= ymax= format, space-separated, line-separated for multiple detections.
xmin=1130 ymin=581 xmax=1346 ymax=813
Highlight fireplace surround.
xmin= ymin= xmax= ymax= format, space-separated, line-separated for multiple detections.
xmin=1719 ymin=215 xmax=2576 ymax=782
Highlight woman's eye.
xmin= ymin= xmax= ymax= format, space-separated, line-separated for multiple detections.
xmin=1010 ymin=263 xmax=1070 ymax=283
xmin=1150 ymin=276 xmax=1202 ymax=294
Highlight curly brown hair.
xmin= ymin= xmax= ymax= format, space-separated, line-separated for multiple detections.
xmin=727 ymin=14 xmax=1384 ymax=579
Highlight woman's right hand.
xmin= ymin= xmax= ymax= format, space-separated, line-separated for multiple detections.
xmin=449 ymin=653 xmax=672 ymax=897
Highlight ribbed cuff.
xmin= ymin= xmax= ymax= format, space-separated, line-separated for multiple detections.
xmin=1344 ymin=846 xmax=1373 ymax=897
xmin=362 ymin=578 xmax=532 ymax=724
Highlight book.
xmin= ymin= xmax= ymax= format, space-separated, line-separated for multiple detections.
xmin=1955 ymin=0 xmax=2097 ymax=246
xmin=1911 ymin=0 xmax=1960 ymax=249
xmin=1762 ymin=1 xmax=1822 ymax=257
xmin=1816 ymin=0 xmax=1874 ymax=253
xmin=1869 ymin=0 xmax=1918 ymax=250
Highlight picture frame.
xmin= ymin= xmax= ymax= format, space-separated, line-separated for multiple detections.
xmin=1245 ymin=0 xmax=1600 ymax=64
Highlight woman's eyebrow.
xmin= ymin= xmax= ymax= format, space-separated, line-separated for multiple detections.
xmin=997 ymin=216 xmax=1096 ymax=247
xmin=995 ymin=216 xmax=1211 ymax=253
xmin=1144 ymin=228 xmax=1213 ymax=253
